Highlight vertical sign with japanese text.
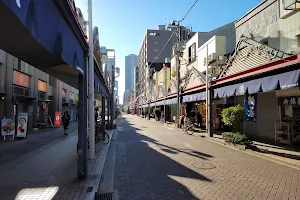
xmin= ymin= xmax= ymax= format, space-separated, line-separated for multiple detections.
xmin=54 ymin=112 xmax=61 ymax=127
xmin=245 ymin=93 xmax=257 ymax=122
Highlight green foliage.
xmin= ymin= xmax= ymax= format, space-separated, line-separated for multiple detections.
xmin=222 ymin=132 xmax=252 ymax=145
xmin=222 ymin=105 xmax=245 ymax=133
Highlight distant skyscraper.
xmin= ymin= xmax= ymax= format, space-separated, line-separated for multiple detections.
xmin=124 ymin=54 xmax=138 ymax=105
xmin=125 ymin=54 xmax=138 ymax=91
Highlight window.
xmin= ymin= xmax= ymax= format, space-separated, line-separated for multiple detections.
xmin=149 ymin=32 xmax=160 ymax=36
xmin=297 ymin=35 xmax=300 ymax=47
xmin=188 ymin=43 xmax=196 ymax=63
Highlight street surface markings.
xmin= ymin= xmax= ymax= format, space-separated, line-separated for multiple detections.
xmin=117 ymin=127 xmax=123 ymax=132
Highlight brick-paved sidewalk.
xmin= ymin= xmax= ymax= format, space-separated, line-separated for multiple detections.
xmin=114 ymin=115 xmax=300 ymax=200
xmin=140 ymin=115 xmax=300 ymax=170
xmin=0 ymin=124 xmax=114 ymax=200
xmin=0 ymin=122 xmax=78 ymax=165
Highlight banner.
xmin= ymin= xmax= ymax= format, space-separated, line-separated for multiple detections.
xmin=278 ymin=96 xmax=300 ymax=106
xmin=245 ymin=93 xmax=257 ymax=122
xmin=17 ymin=113 xmax=28 ymax=138
xmin=1 ymin=118 xmax=15 ymax=136
xmin=54 ymin=112 xmax=61 ymax=127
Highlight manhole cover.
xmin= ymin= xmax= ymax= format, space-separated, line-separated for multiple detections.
xmin=96 ymin=192 xmax=114 ymax=200
xmin=191 ymin=163 xmax=216 ymax=170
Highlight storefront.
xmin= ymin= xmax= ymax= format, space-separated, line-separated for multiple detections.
xmin=12 ymin=70 xmax=35 ymax=129
xmin=69 ymin=92 xmax=76 ymax=121
xmin=275 ymin=89 xmax=300 ymax=145
xmin=61 ymin=89 xmax=68 ymax=112
xmin=182 ymin=92 xmax=206 ymax=125
xmin=212 ymin=67 xmax=300 ymax=143
xmin=37 ymin=80 xmax=48 ymax=123
xmin=0 ymin=94 xmax=5 ymax=119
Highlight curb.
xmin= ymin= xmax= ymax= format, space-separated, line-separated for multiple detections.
xmin=84 ymin=128 xmax=116 ymax=200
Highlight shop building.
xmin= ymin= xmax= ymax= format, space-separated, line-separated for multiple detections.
xmin=0 ymin=49 xmax=79 ymax=130
xmin=211 ymin=0 xmax=300 ymax=144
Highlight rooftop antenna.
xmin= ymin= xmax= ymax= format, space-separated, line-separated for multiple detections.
xmin=164 ymin=14 xmax=167 ymax=29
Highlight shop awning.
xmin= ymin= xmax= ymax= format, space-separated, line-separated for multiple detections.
xmin=94 ymin=70 xmax=110 ymax=99
xmin=0 ymin=0 xmax=87 ymax=88
xmin=213 ymin=69 xmax=300 ymax=98
xmin=182 ymin=92 xmax=206 ymax=103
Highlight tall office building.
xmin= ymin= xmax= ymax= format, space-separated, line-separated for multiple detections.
xmin=124 ymin=54 xmax=137 ymax=105
xmin=137 ymin=24 xmax=192 ymax=104
xmin=125 ymin=54 xmax=138 ymax=91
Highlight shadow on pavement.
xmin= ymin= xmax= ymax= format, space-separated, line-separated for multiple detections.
xmin=114 ymin=115 xmax=212 ymax=200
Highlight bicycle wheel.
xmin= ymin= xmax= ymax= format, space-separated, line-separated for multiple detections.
xmin=103 ymin=131 xmax=110 ymax=144
xmin=186 ymin=126 xmax=195 ymax=135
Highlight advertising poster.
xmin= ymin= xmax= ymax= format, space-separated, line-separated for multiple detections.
xmin=1 ymin=118 xmax=16 ymax=136
xmin=54 ymin=112 xmax=61 ymax=127
xmin=17 ymin=113 xmax=28 ymax=138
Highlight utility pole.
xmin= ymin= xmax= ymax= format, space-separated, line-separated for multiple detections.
xmin=164 ymin=64 xmax=167 ymax=123
xmin=176 ymin=24 xmax=181 ymax=128
xmin=88 ymin=0 xmax=95 ymax=159
xmin=109 ymin=65 xmax=115 ymax=128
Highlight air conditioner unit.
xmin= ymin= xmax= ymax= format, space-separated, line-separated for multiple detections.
xmin=218 ymin=55 xmax=226 ymax=65
xmin=208 ymin=53 xmax=217 ymax=63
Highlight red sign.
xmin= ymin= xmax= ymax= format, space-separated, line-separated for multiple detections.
xmin=13 ymin=71 xmax=29 ymax=87
xmin=54 ymin=112 xmax=61 ymax=127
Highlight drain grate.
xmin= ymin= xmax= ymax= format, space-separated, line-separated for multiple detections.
xmin=96 ymin=192 xmax=113 ymax=200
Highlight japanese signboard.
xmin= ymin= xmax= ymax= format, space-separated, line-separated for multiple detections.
xmin=1 ymin=118 xmax=15 ymax=136
xmin=13 ymin=71 xmax=29 ymax=87
xmin=278 ymin=96 xmax=300 ymax=106
xmin=54 ymin=112 xmax=61 ymax=127
xmin=16 ymin=113 xmax=28 ymax=138
xmin=245 ymin=93 xmax=257 ymax=122
xmin=38 ymin=80 xmax=47 ymax=92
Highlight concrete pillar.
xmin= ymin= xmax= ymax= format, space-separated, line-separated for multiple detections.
xmin=77 ymin=61 xmax=88 ymax=179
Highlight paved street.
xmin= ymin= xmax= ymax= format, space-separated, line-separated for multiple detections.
xmin=0 ymin=123 xmax=110 ymax=200
xmin=113 ymin=114 xmax=300 ymax=200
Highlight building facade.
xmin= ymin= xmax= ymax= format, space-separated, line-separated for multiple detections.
xmin=125 ymin=54 xmax=138 ymax=92
xmin=137 ymin=25 xmax=192 ymax=106
xmin=0 ymin=50 xmax=79 ymax=130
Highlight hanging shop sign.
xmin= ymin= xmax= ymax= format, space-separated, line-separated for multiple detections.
xmin=69 ymin=92 xmax=74 ymax=100
xmin=1 ymin=118 xmax=15 ymax=137
xmin=38 ymin=80 xmax=47 ymax=92
xmin=16 ymin=113 xmax=28 ymax=138
xmin=245 ymin=93 xmax=257 ymax=122
xmin=54 ymin=112 xmax=61 ymax=127
xmin=13 ymin=71 xmax=29 ymax=87
xmin=278 ymin=96 xmax=300 ymax=106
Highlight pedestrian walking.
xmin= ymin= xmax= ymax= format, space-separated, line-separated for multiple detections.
xmin=197 ymin=112 xmax=203 ymax=128
xmin=62 ymin=111 xmax=70 ymax=136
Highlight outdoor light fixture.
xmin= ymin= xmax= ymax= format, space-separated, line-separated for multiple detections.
xmin=1 ymin=97 xmax=5 ymax=100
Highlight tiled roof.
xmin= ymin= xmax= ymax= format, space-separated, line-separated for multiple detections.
xmin=219 ymin=36 xmax=292 ymax=78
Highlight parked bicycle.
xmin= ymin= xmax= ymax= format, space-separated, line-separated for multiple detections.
xmin=95 ymin=122 xmax=110 ymax=145
xmin=183 ymin=116 xmax=196 ymax=135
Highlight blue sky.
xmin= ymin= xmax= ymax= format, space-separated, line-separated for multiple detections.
xmin=75 ymin=0 xmax=262 ymax=104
